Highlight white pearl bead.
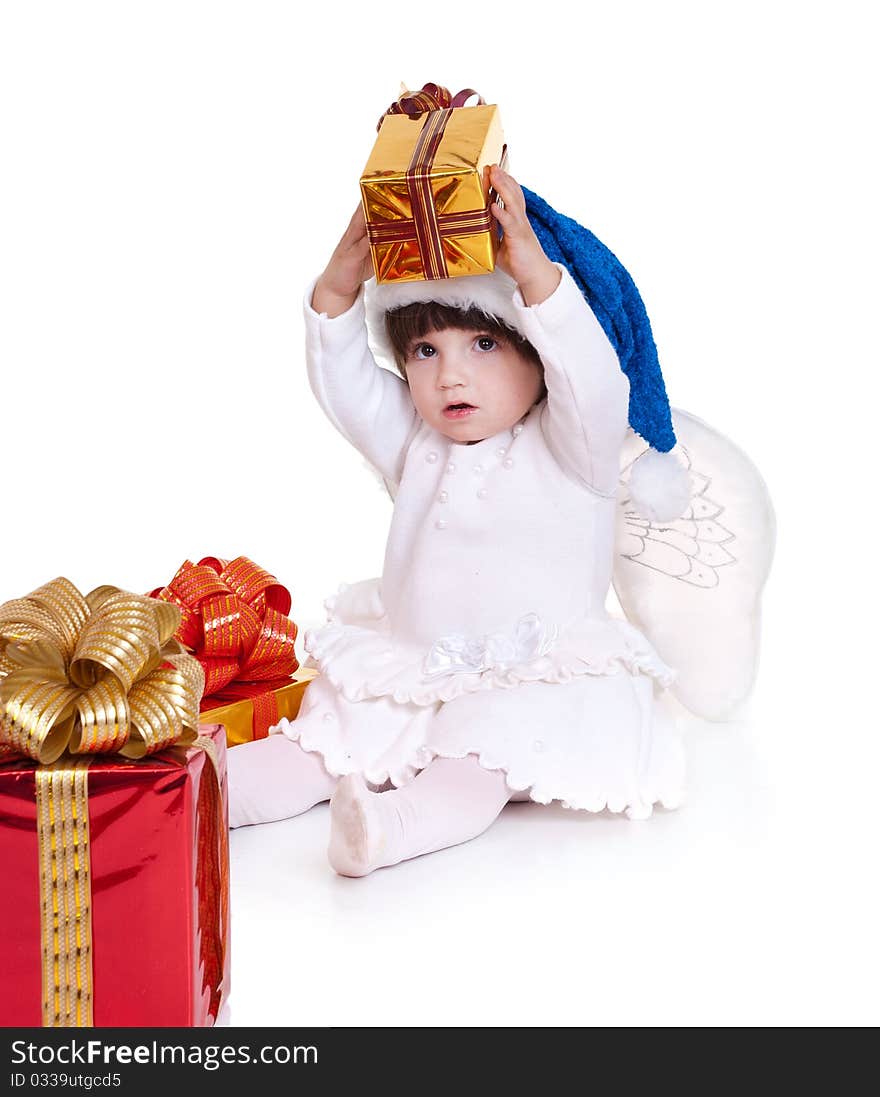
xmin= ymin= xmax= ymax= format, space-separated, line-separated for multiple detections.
xmin=435 ymin=519 xmax=447 ymax=530
xmin=323 ymin=712 xmax=335 ymax=723
xmin=496 ymin=447 xmax=507 ymax=457
xmin=503 ymin=458 xmax=514 ymax=469
xmin=477 ymin=488 xmax=488 ymax=500
xmin=446 ymin=462 xmax=456 ymax=474
xmin=512 ymin=424 xmax=523 ymax=436
xmin=426 ymin=451 xmax=438 ymax=463
xmin=438 ymin=490 xmax=448 ymax=503
xmin=473 ymin=464 xmax=483 ymax=475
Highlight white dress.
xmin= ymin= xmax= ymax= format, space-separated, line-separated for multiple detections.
xmin=278 ymin=266 xmax=685 ymax=818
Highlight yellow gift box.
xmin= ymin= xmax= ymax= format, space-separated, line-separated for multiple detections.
xmin=360 ymin=100 xmax=505 ymax=284
xmin=200 ymin=667 xmax=318 ymax=748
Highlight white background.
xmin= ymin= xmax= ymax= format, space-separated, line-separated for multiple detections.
xmin=1 ymin=2 xmax=877 ymax=1026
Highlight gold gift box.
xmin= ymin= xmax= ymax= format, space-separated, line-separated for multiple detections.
xmin=200 ymin=667 xmax=318 ymax=748
xmin=360 ymin=104 xmax=505 ymax=284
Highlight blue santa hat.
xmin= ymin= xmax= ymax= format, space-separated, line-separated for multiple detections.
xmin=366 ymin=188 xmax=691 ymax=522
xmin=523 ymin=186 xmax=689 ymax=522
xmin=523 ymin=186 xmax=675 ymax=452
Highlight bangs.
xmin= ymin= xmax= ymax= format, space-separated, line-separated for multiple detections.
xmin=385 ymin=302 xmax=541 ymax=372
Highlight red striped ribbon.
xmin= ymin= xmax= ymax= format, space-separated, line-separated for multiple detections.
xmin=407 ymin=107 xmax=454 ymax=280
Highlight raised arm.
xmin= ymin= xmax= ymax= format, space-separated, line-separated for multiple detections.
xmin=490 ymin=168 xmax=629 ymax=495
xmin=305 ymin=207 xmax=418 ymax=485
xmin=512 ymin=266 xmax=629 ymax=494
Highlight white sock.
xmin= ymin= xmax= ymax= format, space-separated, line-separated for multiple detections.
xmin=328 ymin=755 xmax=512 ymax=876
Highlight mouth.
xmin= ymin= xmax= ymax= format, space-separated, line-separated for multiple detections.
xmin=442 ymin=402 xmax=478 ymax=420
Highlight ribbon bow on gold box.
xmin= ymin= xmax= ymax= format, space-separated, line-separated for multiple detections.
xmin=360 ymin=82 xmax=506 ymax=284
xmin=149 ymin=555 xmax=314 ymax=746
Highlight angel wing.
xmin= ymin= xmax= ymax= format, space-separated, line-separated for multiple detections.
xmin=613 ymin=409 xmax=776 ymax=721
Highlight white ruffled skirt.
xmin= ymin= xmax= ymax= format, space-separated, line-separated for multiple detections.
xmin=273 ymin=580 xmax=686 ymax=819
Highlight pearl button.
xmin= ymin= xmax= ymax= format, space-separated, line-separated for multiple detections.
xmin=496 ymin=447 xmax=507 ymax=457
xmin=477 ymin=488 xmax=488 ymax=500
xmin=426 ymin=451 xmax=438 ymax=463
xmin=512 ymin=424 xmax=523 ymax=436
xmin=446 ymin=462 xmax=456 ymax=474
xmin=532 ymin=739 xmax=546 ymax=752
xmin=323 ymin=712 xmax=335 ymax=723
xmin=503 ymin=458 xmax=514 ymax=469
xmin=473 ymin=464 xmax=483 ymax=475
xmin=438 ymin=490 xmax=448 ymax=503
xmin=435 ymin=520 xmax=447 ymax=530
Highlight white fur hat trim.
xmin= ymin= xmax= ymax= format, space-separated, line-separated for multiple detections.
xmin=364 ymin=269 xmax=523 ymax=367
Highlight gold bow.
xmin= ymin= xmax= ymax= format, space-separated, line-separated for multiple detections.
xmin=0 ymin=577 xmax=205 ymax=764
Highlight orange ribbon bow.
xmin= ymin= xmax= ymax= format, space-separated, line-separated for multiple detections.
xmin=149 ymin=556 xmax=299 ymax=738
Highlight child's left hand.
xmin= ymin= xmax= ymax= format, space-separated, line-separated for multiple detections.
xmin=489 ymin=166 xmax=561 ymax=306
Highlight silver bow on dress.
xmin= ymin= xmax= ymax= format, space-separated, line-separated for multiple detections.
xmin=422 ymin=614 xmax=559 ymax=679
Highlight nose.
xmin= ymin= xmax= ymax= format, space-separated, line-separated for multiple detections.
xmin=436 ymin=351 xmax=466 ymax=389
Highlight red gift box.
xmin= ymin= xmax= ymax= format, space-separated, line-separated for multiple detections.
xmin=0 ymin=724 xmax=229 ymax=1027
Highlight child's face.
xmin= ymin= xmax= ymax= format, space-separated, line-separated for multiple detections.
xmin=402 ymin=327 xmax=545 ymax=443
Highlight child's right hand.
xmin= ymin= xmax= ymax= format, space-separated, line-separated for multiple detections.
xmin=312 ymin=205 xmax=373 ymax=318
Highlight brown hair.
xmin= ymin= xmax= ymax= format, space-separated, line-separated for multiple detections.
xmin=385 ymin=302 xmax=542 ymax=377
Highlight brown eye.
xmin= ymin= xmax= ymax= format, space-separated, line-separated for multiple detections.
xmin=412 ymin=342 xmax=436 ymax=360
xmin=475 ymin=336 xmax=497 ymax=352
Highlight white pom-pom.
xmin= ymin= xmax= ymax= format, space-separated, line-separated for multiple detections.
xmin=628 ymin=448 xmax=691 ymax=522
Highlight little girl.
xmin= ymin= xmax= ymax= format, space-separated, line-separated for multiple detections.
xmin=228 ymin=165 xmax=713 ymax=875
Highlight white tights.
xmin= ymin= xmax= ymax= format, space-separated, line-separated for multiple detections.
xmin=228 ymin=735 xmax=521 ymax=874
xmin=228 ymin=735 xmax=338 ymax=827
